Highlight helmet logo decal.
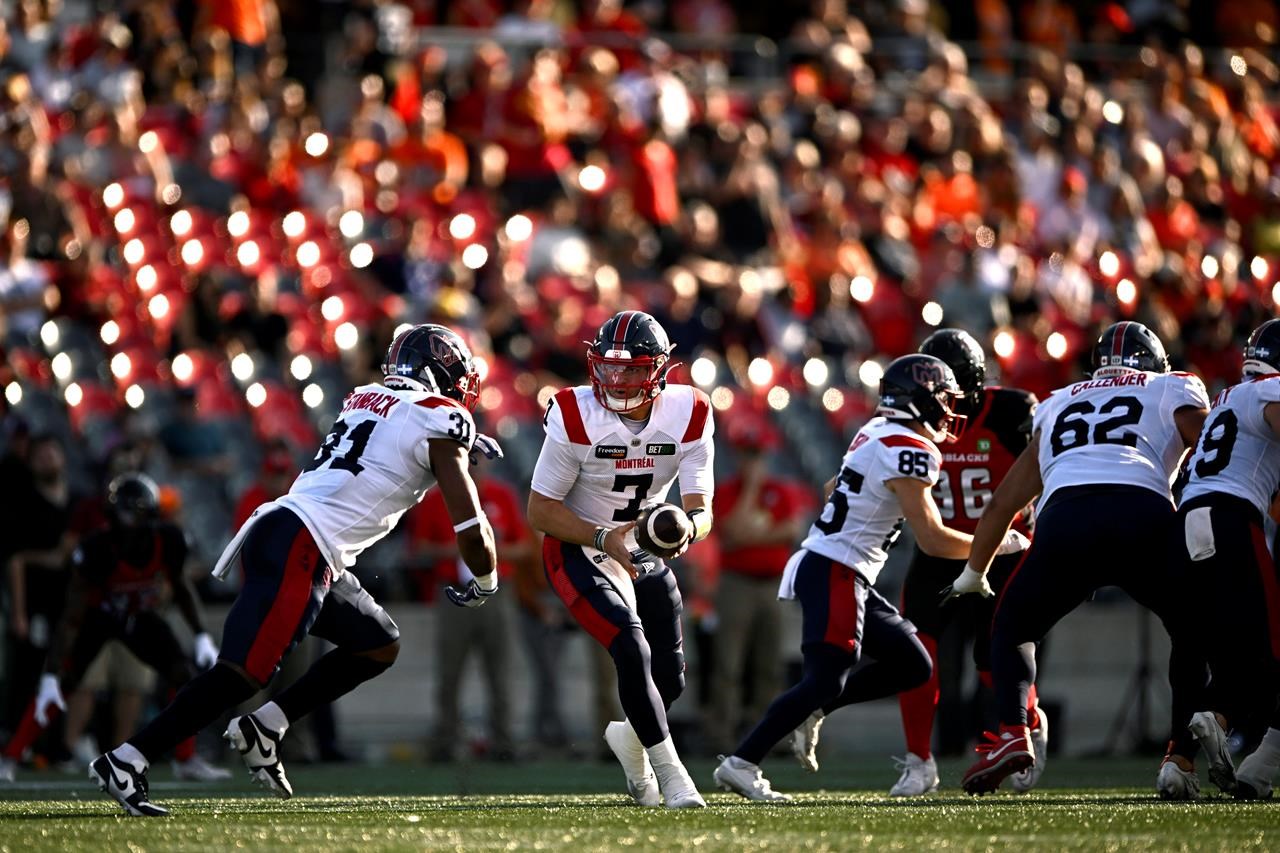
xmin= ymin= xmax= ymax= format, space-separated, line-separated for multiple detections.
xmin=910 ymin=362 xmax=946 ymax=390
xmin=604 ymin=348 xmax=632 ymax=359
xmin=429 ymin=334 xmax=460 ymax=366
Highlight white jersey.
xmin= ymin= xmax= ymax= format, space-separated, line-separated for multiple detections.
xmin=798 ymin=418 xmax=941 ymax=585
xmin=1032 ymin=370 xmax=1208 ymax=508
xmin=530 ymin=384 xmax=714 ymax=590
xmin=1181 ymin=374 xmax=1280 ymax=516
xmin=277 ymin=383 xmax=476 ymax=575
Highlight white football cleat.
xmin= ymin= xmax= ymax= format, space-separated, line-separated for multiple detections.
xmin=224 ymin=714 xmax=292 ymax=799
xmin=663 ymin=788 xmax=708 ymax=808
xmin=646 ymin=736 xmax=706 ymax=808
xmin=1235 ymin=751 xmax=1276 ymax=800
xmin=172 ymin=755 xmax=233 ymax=782
xmin=603 ymin=721 xmax=660 ymax=807
xmin=89 ymin=751 xmax=169 ymax=816
xmin=792 ymin=710 xmax=824 ymax=772
xmin=1010 ymin=707 xmax=1050 ymax=793
xmin=714 ymin=755 xmax=791 ymax=802
xmin=1188 ymin=712 xmax=1236 ymax=794
xmin=889 ymin=753 xmax=939 ymax=797
xmin=1157 ymin=755 xmax=1201 ymax=801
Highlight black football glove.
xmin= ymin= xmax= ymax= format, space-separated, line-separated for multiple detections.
xmin=446 ymin=578 xmax=498 ymax=608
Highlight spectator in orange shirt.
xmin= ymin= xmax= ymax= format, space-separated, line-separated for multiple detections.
xmin=707 ymin=418 xmax=815 ymax=753
xmin=408 ymin=458 xmax=533 ymax=761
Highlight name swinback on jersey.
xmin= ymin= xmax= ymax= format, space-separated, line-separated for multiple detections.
xmin=1182 ymin=374 xmax=1280 ymax=516
xmin=278 ymin=383 xmax=477 ymax=574
xmin=1032 ymin=371 xmax=1208 ymax=507
xmin=934 ymin=387 xmax=1037 ymax=534
xmin=530 ymin=385 xmax=714 ymax=586
xmin=798 ymin=417 xmax=942 ymax=585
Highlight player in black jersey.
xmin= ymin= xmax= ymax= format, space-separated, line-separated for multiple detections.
xmin=882 ymin=330 xmax=1043 ymax=796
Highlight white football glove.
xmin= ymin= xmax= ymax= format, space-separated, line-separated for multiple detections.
xmin=193 ymin=632 xmax=219 ymax=669
xmin=995 ymin=529 xmax=1031 ymax=556
xmin=34 ymin=673 xmax=66 ymax=726
xmin=940 ymin=565 xmax=994 ymax=603
xmin=469 ymin=434 xmax=503 ymax=467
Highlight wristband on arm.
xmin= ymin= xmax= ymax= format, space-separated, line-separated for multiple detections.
xmin=686 ymin=508 xmax=712 ymax=543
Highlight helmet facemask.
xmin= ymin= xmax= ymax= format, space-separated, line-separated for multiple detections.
xmin=587 ymin=349 xmax=669 ymax=413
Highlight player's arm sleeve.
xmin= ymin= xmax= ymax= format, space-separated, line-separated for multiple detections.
xmin=529 ymin=399 xmax=582 ymax=501
xmin=1171 ymin=372 xmax=1211 ymax=411
xmin=677 ymin=402 xmax=715 ymax=496
xmin=412 ymin=402 xmax=479 ymax=469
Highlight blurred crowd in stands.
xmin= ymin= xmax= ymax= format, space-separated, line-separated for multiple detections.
xmin=0 ymin=0 xmax=1279 ymax=760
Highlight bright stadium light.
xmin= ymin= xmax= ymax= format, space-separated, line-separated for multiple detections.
xmin=125 ymin=384 xmax=145 ymax=409
xmin=803 ymin=358 xmax=829 ymax=388
xmin=690 ymin=357 xmax=717 ymax=387
xmin=231 ymin=352 xmax=255 ymax=382
xmin=1102 ymin=100 xmax=1124 ymax=124
xmin=136 ymin=264 xmax=158 ymax=292
xmin=322 ymin=296 xmax=345 ymax=322
xmin=339 ymin=210 xmax=365 ymax=239
xmin=921 ymin=301 xmax=944 ymax=326
xmin=113 ymin=208 xmax=136 ymax=234
xmin=858 ymin=360 xmax=884 ymax=388
xmin=52 ymin=352 xmax=73 ymax=381
xmin=335 ymin=322 xmax=359 ymax=350
xmin=170 ymin=209 xmax=193 ymax=237
xmin=64 ymin=382 xmax=83 ymax=407
xmin=449 ymin=213 xmax=476 ymax=241
xmin=303 ymin=383 xmax=324 ymax=408
xmin=283 ymin=211 xmax=307 ymax=239
xmin=227 ymin=210 xmax=250 ymax=239
xmin=393 ymin=323 xmax=414 ymax=338
xmin=103 ymin=183 xmax=124 ymax=209
xmin=1047 ymin=332 xmax=1068 ymax=360
xmin=40 ymin=321 xmax=59 ymax=349
xmin=350 ymin=242 xmax=374 ymax=269
xmin=767 ymin=386 xmax=791 ymax=411
xmin=148 ymin=293 xmax=170 ymax=320
xmin=505 ymin=215 xmax=533 ymax=242
xmin=297 ymin=240 xmax=321 ymax=268
xmin=1099 ymin=251 xmax=1120 ymax=278
xmin=290 ymin=354 xmax=313 ymax=381
xmin=461 ymin=244 xmax=489 ymax=269
xmin=181 ymin=239 xmax=204 ymax=266
xmin=138 ymin=130 xmax=159 ymax=153
xmin=246 ymin=382 xmax=267 ymax=408
xmin=100 ymin=321 xmax=120 ymax=345
xmin=4 ymin=382 xmax=21 ymax=406
xmin=110 ymin=352 xmax=132 ymax=380
xmin=850 ymin=276 xmax=874 ymax=303
xmin=304 ymin=132 xmax=329 ymax=157
xmin=822 ymin=387 xmax=845 ymax=412
xmin=123 ymin=238 xmax=145 ymax=266
xmin=1116 ymin=278 xmax=1137 ymax=305
xmin=710 ymin=386 xmax=735 ymax=411
xmin=747 ymin=357 xmax=773 ymax=388
xmin=237 ymin=240 xmax=261 ymax=267
xmin=1252 ymin=256 xmax=1269 ymax=281
xmin=578 ymin=165 xmax=606 ymax=193
xmin=993 ymin=330 xmax=1016 ymax=358
xmin=1201 ymin=255 xmax=1219 ymax=279
xmin=172 ymin=353 xmax=194 ymax=383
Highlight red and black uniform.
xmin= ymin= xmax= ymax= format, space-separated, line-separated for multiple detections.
xmin=59 ymin=523 xmax=196 ymax=691
xmin=897 ymin=386 xmax=1039 ymax=759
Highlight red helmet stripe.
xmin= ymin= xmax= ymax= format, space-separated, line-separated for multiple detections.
xmin=613 ymin=311 xmax=637 ymax=349
xmin=1111 ymin=321 xmax=1130 ymax=361
xmin=387 ymin=328 xmax=409 ymax=372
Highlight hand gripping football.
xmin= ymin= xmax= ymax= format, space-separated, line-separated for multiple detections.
xmin=634 ymin=503 xmax=693 ymax=559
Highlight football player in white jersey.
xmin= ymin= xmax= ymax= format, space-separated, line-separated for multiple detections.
xmin=528 ymin=310 xmax=715 ymax=809
xmin=1177 ymin=319 xmax=1280 ymax=800
xmin=949 ymin=321 xmax=1210 ymax=796
xmin=90 ymin=325 xmax=501 ymax=816
xmin=713 ymin=354 xmax=1029 ymax=802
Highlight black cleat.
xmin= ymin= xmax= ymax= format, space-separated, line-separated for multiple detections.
xmin=89 ymin=752 xmax=169 ymax=817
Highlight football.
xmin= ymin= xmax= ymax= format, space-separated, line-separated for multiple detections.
xmin=634 ymin=503 xmax=693 ymax=559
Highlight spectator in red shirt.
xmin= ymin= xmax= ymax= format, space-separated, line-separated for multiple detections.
xmin=407 ymin=459 xmax=533 ymax=761
xmin=706 ymin=417 xmax=815 ymax=754
xmin=231 ymin=440 xmax=295 ymax=531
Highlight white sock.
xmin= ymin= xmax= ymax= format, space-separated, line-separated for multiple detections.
xmin=113 ymin=742 xmax=148 ymax=771
xmin=620 ymin=719 xmax=645 ymax=757
xmin=646 ymin=736 xmax=695 ymax=793
xmin=254 ymin=701 xmax=289 ymax=736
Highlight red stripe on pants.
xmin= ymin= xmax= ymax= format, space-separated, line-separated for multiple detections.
xmin=543 ymin=537 xmax=621 ymax=648
xmin=245 ymin=528 xmax=319 ymax=682
xmin=1249 ymin=524 xmax=1280 ymax=661
xmin=823 ymin=561 xmax=859 ymax=654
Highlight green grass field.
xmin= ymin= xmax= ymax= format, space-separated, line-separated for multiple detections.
xmin=0 ymin=757 xmax=1272 ymax=851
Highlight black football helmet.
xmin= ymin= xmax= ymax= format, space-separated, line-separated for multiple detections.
xmin=107 ymin=473 xmax=160 ymax=527
xmin=920 ymin=328 xmax=985 ymax=407
xmin=587 ymin=311 xmax=675 ymax=412
xmin=1090 ymin=321 xmax=1169 ymax=377
xmin=878 ymin=353 xmax=966 ymax=443
xmin=382 ymin=324 xmax=481 ymax=409
xmin=1243 ymin=319 xmax=1280 ymax=378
